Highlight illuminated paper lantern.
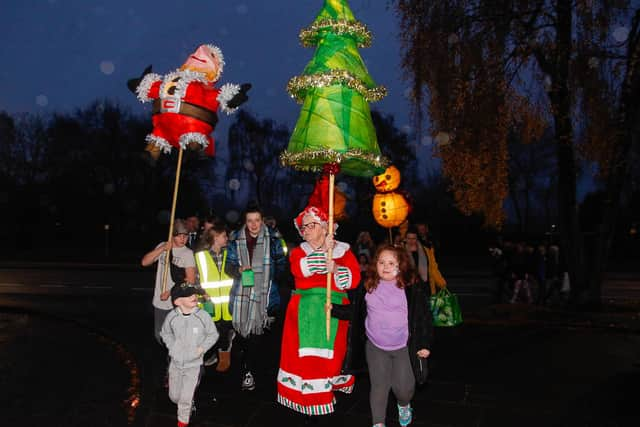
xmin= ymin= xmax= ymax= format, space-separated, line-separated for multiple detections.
xmin=372 ymin=191 xmax=410 ymax=228
xmin=279 ymin=0 xmax=389 ymax=177
xmin=372 ymin=165 xmax=401 ymax=193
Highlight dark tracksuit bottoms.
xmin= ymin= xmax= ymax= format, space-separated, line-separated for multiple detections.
xmin=365 ymin=340 xmax=415 ymax=424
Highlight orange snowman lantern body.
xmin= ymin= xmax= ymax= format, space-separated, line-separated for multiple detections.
xmin=371 ymin=165 xmax=410 ymax=228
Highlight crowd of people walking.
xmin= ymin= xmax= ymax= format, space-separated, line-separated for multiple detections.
xmin=141 ymin=202 xmax=447 ymax=427
xmin=489 ymin=239 xmax=569 ymax=305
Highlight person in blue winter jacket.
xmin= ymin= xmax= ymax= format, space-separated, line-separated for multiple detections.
xmin=161 ymin=283 xmax=219 ymax=427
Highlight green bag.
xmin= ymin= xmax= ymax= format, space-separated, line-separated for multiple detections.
xmin=241 ymin=269 xmax=254 ymax=287
xmin=430 ymin=288 xmax=463 ymax=327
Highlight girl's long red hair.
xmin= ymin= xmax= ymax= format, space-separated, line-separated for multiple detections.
xmin=364 ymin=244 xmax=417 ymax=292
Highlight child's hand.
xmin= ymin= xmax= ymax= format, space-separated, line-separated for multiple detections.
xmin=196 ymin=346 xmax=204 ymax=357
xmin=417 ymin=349 xmax=430 ymax=358
xmin=160 ymin=290 xmax=170 ymax=301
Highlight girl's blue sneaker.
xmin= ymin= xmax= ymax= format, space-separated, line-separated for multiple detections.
xmin=398 ymin=403 xmax=412 ymax=426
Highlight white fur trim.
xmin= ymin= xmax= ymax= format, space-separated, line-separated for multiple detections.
xmin=159 ymin=69 xmax=209 ymax=99
xmin=217 ymin=83 xmax=241 ymax=114
xmin=205 ymin=44 xmax=225 ymax=80
xmin=300 ymin=241 xmax=349 ymax=259
xmin=136 ymin=73 xmax=162 ymax=103
xmin=299 ymin=347 xmax=334 ymax=359
xmin=178 ymin=132 xmax=209 ymax=150
xmin=145 ymin=134 xmax=172 ymax=153
xmin=277 ymin=368 xmax=353 ymax=394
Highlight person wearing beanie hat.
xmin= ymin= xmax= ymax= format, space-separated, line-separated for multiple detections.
xmin=161 ymin=282 xmax=218 ymax=427
xmin=141 ymin=218 xmax=197 ymax=345
xmin=277 ymin=177 xmax=361 ymax=418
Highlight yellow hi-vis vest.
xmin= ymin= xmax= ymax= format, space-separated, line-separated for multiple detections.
xmin=195 ymin=250 xmax=233 ymax=321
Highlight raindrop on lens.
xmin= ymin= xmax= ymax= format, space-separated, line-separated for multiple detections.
xmin=228 ymin=179 xmax=241 ymax=191
xmin=100 ymin=61 xmax=115 ymax=75
xmin=243 ymin=159 xmax=254 ymax=171
xmin=613 ymin=26 xmax=629 ymax=43
xmin=35 ymin=95 xmax=48 ymax=107
xmin=435 ymin=132 xmax=451 ymax=146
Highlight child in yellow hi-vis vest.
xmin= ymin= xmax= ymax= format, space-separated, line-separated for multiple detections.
xmin=195 ymin=224 xmax=236 ymax=372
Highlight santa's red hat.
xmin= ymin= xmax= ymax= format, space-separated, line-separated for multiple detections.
xmin=294 ymin=175 xmax=336 ymax=236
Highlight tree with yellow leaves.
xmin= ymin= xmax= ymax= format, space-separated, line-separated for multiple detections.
xmin=394 ymin=0 xmax=640 ymax=306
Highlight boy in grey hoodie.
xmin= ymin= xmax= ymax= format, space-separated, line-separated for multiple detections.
xmin=161 ymin=283 xmax=219 ymax=427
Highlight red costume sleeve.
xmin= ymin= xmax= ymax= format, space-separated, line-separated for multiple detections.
xmin=289 ymin=246 xmax=306 ymax=280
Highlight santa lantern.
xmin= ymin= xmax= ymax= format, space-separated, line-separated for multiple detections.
xmin=128 ymin=44 xmax=251 ymax=159
xmin=372 ymin=192 xmax=410 ymax=228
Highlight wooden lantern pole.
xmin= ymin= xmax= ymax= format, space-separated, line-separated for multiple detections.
xmin=325 ymin=171 xmax=335 ymax=341
xmin=161 ymin=148 xmax=185 ymax=293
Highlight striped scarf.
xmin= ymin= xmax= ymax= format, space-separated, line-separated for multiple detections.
xmin=231 ymin=226 xmax=272 ymax=337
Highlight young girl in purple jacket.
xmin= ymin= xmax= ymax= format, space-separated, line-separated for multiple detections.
xmin=363 ymin=245 xmax=433 ymax=427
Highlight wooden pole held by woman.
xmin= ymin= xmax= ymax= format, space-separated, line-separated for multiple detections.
xmin=326 ymin=172 xmax=335 ymax=341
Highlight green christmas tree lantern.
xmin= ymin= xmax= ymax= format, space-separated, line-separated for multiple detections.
xmin=280 ymin=0 xmax=389 ymax=339
xmin=280 ymin=0 xmax=389 ymax=177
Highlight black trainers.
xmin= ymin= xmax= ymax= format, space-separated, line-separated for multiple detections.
xmin=241 ymin=371 xmax=256 ymax=391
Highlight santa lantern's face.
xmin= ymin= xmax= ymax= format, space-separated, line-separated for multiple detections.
xmin=372 ymin=191 xmax=410 ymax=228
xmin=373 ymin=165 xmax=401 ymax=193
xmin=182 ymin=44 xmax=223 ymax=82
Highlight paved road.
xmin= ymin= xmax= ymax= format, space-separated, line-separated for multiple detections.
xmin=1 ymin=265 xmax=639 ymax=427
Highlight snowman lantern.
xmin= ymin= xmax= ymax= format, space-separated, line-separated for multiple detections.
xmin=372 ymin=165 xmax=411 ymax=229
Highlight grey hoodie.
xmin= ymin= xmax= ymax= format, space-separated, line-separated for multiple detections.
xmin=160 ymin=307 xmax=219 ymax=369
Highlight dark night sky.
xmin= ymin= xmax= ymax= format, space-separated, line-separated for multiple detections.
xmin=1 ymin=0 xmax=438 ymax=173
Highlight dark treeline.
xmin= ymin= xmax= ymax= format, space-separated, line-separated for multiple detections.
xmin=0 ymin=100 xmax=637 ymax=264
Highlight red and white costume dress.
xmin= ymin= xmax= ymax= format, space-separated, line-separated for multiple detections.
xmin=136 ymin=69 xmax=240 ymax=156
xmin=277 ymin=241 xmax=361 ymax=415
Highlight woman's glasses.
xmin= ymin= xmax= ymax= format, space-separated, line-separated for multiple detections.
xmin=300 ymin=222 xmax=320 ymax=231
